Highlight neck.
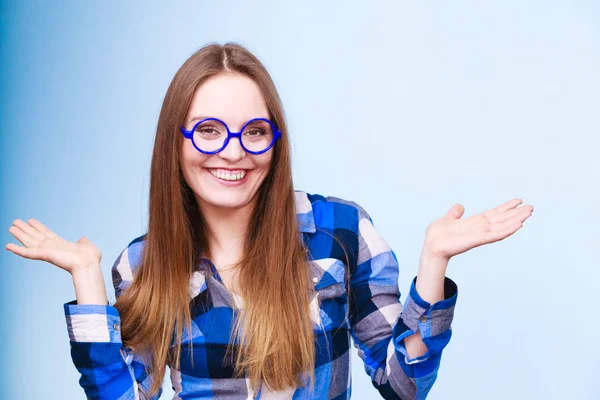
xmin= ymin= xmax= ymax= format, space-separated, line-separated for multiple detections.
xmin=197 ymin=198 xmax=255 ymax=265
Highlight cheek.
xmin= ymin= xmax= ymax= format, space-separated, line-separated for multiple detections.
xmin=255 ymin=152 xmax=274 ymax=172
xmin=183 ymin=140 xmax=208 ymax=164
xmin=181 ymin=145 xmax=210 ymax=178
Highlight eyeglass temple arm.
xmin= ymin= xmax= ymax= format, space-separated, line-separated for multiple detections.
xmin=180 ymin=126 xmax=193 ymax=138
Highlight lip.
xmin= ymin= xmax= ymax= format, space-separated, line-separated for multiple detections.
xmin=205 ymin=167 xmax=249 ymax=171
xmin=204 ymin=167 xmax=250 ymax=186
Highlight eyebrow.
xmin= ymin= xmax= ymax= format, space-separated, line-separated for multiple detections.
xmin=187 ymin=115 xmax=210 ymax=125
xmin=186 ymin=115 xmax=272 ymax=126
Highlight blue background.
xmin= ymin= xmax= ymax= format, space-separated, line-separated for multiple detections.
xmin=1 ymin=1 xmax=599 ymax=399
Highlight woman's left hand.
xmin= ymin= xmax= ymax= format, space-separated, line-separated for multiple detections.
xmin=423 ymin=198 xmax=534 ymax=262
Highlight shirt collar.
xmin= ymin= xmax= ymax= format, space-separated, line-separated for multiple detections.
xmin=294 ymin=190 xmax=316 ymax=233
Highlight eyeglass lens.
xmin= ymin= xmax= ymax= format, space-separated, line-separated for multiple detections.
xmin=193 ymin=119 xmax=274 ymax=153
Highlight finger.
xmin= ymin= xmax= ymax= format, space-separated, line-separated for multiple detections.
xmin=508 ymin=206 xmax=533 ymax=224
xmin=484 ymin=220 xmax=523 ymax=244
xmin=517 ymin=206 xmax=534 ymax=222
xmin=522 ymin=207 xmax=534 ymax=222
xmin=489 ymin=205 xmax=533 ymax=224
xmin=5 ymin=242 xmax=47 ymax=261
xmin=27 ymin=219 xmax=59 ymax=240
xmin=445 ymin=204 xmax=465 ymax=219
xmin=491 ymin=211 xmax=530 ymax=237
xmin=13 ymin=219 xmax=46 ymax=242
xmin=484 ymin=198 xmax=523 ymax=219
xmin=8 ymin=225 xmax=38 ymax=248
xmin=480 ymin=205 xmax=533 ymax=244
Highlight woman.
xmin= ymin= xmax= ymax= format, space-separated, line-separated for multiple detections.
xmin=5 ymin=42 xmax=533 ymax=399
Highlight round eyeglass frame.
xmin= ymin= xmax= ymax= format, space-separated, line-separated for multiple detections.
xmin=180 ymin=117 xmax=282 ymax=155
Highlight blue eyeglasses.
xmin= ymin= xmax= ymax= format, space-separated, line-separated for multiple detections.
xmin=180 ymin=117 xmax=281 ymax=155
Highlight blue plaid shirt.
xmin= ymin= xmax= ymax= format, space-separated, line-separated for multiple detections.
xmin=64 ymin=191 xmax=458 ymax=399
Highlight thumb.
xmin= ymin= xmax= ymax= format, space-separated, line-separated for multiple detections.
xmin=445 ymin=204 xmax=465 ymax=219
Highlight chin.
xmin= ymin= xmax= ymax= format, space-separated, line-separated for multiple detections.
xmin=195 ymin=184 xmax=259 ymax=210
xmin=204 ymin=195 xmax=252 ymax=209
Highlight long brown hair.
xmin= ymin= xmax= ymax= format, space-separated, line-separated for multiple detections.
xmin=114 ymin=42 xmax=314 ymax=396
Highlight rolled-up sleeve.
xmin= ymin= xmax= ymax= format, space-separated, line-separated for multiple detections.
xmin=347 ymin=200 xmax=458 ymax=400
xmin=63 ymin=301 xmax=142 ymax=399
xmin=63 ymin=240 xmax=162 ymax=400
xmin=394 ymin=276 xmax=458 ymax=388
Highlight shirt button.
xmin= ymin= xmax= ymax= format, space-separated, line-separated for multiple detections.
xmin=113 ymin=323 xmax=120 ymax=331
xmin=312 ymin=277 xmax=318 ymax=283
xmin=419 ymin=316 xmax=428 ymax=323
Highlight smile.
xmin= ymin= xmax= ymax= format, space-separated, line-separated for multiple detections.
xmin=207 ymin=168 xmax=247 ymax=181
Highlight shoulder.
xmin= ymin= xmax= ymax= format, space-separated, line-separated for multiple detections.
xmin=295 ymin=189 xmax=372 ymax=232
xmin=295 ymin=189 xmax=371 ymax=218
xmin=111 ymin=233 xmax=147 ymax=296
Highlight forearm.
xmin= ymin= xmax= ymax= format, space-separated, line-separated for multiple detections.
xmin=415 ymin=244 xmax=448 ymax=304
xmin=64 ymin=249 xmax=157 ymax=399
xmin=404 ymin=245 xmax=448 ymax=359
xmin=71 ymin=263 xmax=108 ymax=305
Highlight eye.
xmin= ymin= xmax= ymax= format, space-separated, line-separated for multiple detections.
xmin=194 ymin=124 xmax=224 ymax=137
xmin=244 ymin=128 xmax=266 ymax=136
xmin=198 ymin=127 xmax=218 ymax=134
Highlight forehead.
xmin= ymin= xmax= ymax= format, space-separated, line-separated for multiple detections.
xmin=186 ymin=72 xmax=269 ymax=129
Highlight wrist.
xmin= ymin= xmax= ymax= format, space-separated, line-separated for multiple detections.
xmin=71 ymin=263 xmax=108 ymax=305
xmin=71 ymin=262 xmax=102 ymax=277
xmin=416 ymin=244 xmax=449 ymax=304
xmin=422 ymin=238 xmax=450 ymax=264
xmin=419 ymin=243 xmax=449 ymax=274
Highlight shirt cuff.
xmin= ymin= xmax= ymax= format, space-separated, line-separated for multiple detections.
xmin=63 ymin=299 xmax=123 ymax=343
xmin=393 ymin=276 xmax=458 ymax=364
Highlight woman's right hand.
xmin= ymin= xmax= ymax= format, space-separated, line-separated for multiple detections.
xmin=5 ymin=219 xmax=102 ymax=276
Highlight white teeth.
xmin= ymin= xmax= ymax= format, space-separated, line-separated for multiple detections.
xmin=209 ymin=169 xmax=246 ymax=181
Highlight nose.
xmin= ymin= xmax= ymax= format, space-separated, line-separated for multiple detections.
xmin=217 ymin=136 xmax=246 ymax=163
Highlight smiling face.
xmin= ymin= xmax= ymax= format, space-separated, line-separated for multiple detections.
xmin=180 ymin=72 xmax=274 ymax=211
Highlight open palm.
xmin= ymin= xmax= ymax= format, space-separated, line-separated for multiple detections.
xmin=425 ymin=198 xmax=534 ymax=261
xmin=5 ymin=219 xmax=102 ymax=274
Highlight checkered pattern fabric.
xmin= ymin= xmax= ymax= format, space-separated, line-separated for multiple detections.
xmin=64 ymin=190 xmax=458 ymax=399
